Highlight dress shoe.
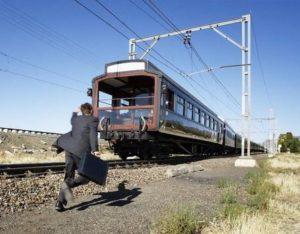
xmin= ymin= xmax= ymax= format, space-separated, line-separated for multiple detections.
xmin=55 ymin=201 xmax=65 ymax=212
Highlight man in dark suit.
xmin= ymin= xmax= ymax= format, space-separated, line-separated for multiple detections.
xmin=54 ymin=103 xmax=100 ymax=212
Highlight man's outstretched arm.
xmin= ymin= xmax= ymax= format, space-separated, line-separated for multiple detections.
xmin=71 ymin=107 xmax=80 ymax=125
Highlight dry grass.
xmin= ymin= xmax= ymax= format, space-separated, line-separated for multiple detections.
xmin=203 ymin=212 xmax=280 ymax=234
xmin=0 ymin=132 xmax=61 ymax=164
xmin=0 ymin=130 xmax=118 ymax=163
xmin=269 ymin=153 xmax=300 ymax=172
xmin=0 ymin=152 xmax=64 ymax=164
xmin=203 ymin=153 xmax=300 ymax=234
xmin=271 ymin=173 xmax=300 ymax=195
xmin=0 ymin=150 xmax=119 ymax=164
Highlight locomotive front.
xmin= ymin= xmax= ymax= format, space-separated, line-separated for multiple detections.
xmin=91 ymin=60 xmax=159 ymax=160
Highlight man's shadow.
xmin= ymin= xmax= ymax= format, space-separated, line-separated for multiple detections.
xmin=66 ymin=181 xmax=142 ymax=211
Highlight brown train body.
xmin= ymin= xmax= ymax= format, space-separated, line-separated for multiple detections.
xmin=91 ymin=60 xmax=264 ymax=160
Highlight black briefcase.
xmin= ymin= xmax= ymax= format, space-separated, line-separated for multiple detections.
xmin=78 ymin=153 xmax=108 ymax=185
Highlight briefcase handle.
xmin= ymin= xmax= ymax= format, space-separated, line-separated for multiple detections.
xmin=91 ymin=151 xmax=101 ymax=157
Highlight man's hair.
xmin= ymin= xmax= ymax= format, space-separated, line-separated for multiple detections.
xmin=80 ymin=103 xmax=93 ymax=115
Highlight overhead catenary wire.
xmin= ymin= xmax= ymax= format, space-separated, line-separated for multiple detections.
xmin=141 ymin=1 xmax=240 ymax=117
xmin=93 ymin=0 xmax=199 ymax=82
xmin=72 ymin=1 xmax=204 ymax=96
xmin=75 ymin=0 xmax=264 ymax=141
xmin=0 ymin=68 xmax=84 ymax=93
xmin=91 ymin=0 xmax=240 ymax=115
xmin=143 ymin=0 xmax=241 ymax=108
xmin=127 ymin=0 xmax=235 ymax=115
xmin=128 ymin=0 xmax=208 ymax=87
xmin=75 ymin=0 xmax=211 ymax=106
xmin=128 ymin=0 xmax=194 ymax=62
xmin=0 ymin=0 xmax=100 ymax=70
xmin=252 ymin=23 xmax=273 ymax=108
xmin=0 ymin=0 xmax=101 ymax=60
xmin=127 ymin=0 xmax=170 ymax=32
xmin=73 ymin=0 xmax=240 ymax=116
xmin=141 ymin=0 xmax=268 ymax=135
xmin=0 ymin=51 xmax=89 ymax=85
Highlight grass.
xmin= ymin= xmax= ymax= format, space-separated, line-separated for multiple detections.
xmin=152 ymin=153 xmax=300 ymax=233
xmin=151 ymin=206 xmax=204 ymax=234
xmin=0 ymin=151 xmax=65 ymax=164
xmin=220 ymin=189 xmax=238 ymax=204
xmin=244 ymin=170 xmax=278 ymax=211
xmin=217 ymin=178 xmax=236 ymax=189
xmin=204 ymin=153 xmax=300 ymax=233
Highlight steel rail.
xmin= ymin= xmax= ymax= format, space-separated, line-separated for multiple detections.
xmin=0 ymin=156 xmax=207 ymax=178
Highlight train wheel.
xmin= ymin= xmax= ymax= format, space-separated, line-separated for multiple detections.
xmin=138 ymin=144 xmax=153 ymax=160
xmin=144 ymin=152 xmax=153 ymax=160
xmin=119 ymin=154 xmax=128 ymax=161
xmin=139 ymin=149 xmax=153 ymax=160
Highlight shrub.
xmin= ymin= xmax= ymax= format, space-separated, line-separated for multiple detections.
xmin=220 ymin=189 xmax=237 ymax=204
xmin=221 ymin=203 xmax=246 ymax=221
xmin=245 ymin=169 xmax=278 ymax=211
xmin=218 ymin=186 xmax=245 ymax=221
xmin=152 ymin=206 xmax=202 ymax=234
xmin=217 ymin=178 xmax=236 ymax=189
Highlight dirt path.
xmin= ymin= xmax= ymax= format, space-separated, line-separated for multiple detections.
xmin=0 ymin=156 xmax=262 ymax=234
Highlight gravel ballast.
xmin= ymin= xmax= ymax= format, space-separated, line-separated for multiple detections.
xmin=0 ymin=167 xmax=166 ymax=214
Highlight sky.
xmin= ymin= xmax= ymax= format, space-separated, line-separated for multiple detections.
xmin=0 ymin=0 xmax=299 ymax=142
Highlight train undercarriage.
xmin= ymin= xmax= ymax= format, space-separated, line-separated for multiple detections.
xmin=103 ymin=131 xmax=238 ymax=160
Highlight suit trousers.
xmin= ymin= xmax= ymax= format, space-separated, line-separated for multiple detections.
xmin=58 ymin=151 xmax=90 ymax=204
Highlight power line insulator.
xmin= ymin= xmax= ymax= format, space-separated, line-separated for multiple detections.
xmin=183 ymin=31 xmax=192 ymax=47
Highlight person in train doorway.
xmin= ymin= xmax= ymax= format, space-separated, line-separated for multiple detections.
xmin=53 ymin=103 xmax=100 ymax=212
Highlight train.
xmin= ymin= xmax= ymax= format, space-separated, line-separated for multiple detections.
xmin=89 ymin=59 xmax=264 ymax=160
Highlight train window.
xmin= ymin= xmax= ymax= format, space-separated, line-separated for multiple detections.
xmin=194 ymin=107 xmax=200 ymax=122
xmin=186 ymin=102 xmax=193 ymax=119
xmin=98 ymin=76 xmax=154 ymax=108
xmin=200 ymin=111 xmax=205 ymax=125
xmin=176 ymin=96 xmax=185 ymax=116
xmin=166 ymin=89 xmax=174 ymax=111
xmin=121 ymin=99 xmax=129 ymax=106
xmin=205 ymin=114 xmax=210 ymax=128
xmin=99 ymin=92 xmax=113 ymax=108
xmin=210 ymin=117 xmax=214 ymax=129
xmin=213 ymin=120 xmax=217 ymax=131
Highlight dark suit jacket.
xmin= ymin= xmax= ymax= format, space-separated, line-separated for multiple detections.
xmin=55 ymin=112 xmax=99 ymax=158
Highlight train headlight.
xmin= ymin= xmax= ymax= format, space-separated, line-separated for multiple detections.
xmin=87 ymin=88 xmax=92 ymax=97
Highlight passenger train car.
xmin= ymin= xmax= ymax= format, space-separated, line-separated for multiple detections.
xmin=89 ymin=60 xmax=264 ymax=160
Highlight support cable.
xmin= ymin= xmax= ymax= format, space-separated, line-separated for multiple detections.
xmin=73 ymin=0 xmax=240 ymax=116
xmin=0 ymin=0 xmax=100 ymax=69
xmin=0 ymin=69 xmax=84 ymax=93
xmin=0 ymin=51 xmax=89 ymax=85
xmin=127 ymin=0 xmax=170 ymax=32
xmin=0 ymin=0 xmax=101 ymax=60
xmin=92 ymin=0 xmax=239 ymax=115
xmin=252 ymin=24 xmax=273 ymax=108
xmin=143 ymin=0 xmax=241 ymax=108
xmin=93 ymin=0 xmax=193 ymax=80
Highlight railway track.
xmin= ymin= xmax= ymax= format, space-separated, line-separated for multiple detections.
xmin=0 ymin=153 xmax=264 ymax=179
xmin=0 ymin=156 xmax=205 ymax=178
xmin=0 ymin=126 xmax=61 ymax=136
